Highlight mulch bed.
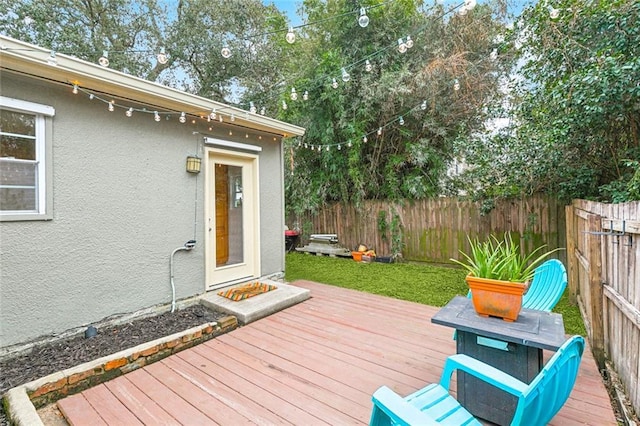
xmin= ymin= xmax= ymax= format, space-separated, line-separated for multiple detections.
xmin=0 ymin=304 xmax=228 ymax=425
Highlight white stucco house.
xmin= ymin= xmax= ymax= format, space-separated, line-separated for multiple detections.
xmin=0 ymin=35 xmax=305 ymax=350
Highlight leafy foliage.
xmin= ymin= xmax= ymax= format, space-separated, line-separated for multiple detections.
xmin=280 ymin=0 xmax=511 ymax=215
xmin=455 ymin=0 xmax=640 ymax=202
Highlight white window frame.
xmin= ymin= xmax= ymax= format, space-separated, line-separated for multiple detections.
xmin=0 ymin=96 xmax=55 ymax=221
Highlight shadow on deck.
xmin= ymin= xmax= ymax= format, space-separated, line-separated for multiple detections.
xmin=56 ymin=280 xmax=617 ymax=425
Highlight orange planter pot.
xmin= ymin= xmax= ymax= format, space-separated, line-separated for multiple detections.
xmin=466 ymin=274 xmax=528 ymax=322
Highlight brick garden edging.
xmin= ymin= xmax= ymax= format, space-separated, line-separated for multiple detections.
xmin=3 ymin=315 xmax=238 ymax=426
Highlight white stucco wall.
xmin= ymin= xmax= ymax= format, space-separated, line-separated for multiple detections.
xmin=0 ymin=72 xmax=285 ymax=348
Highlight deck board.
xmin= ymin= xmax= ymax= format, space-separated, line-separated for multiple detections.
xmin=56 ymin=280 xmax=617 ymax=425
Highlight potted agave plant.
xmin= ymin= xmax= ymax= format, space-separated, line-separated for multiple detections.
xmin=451 ymin=233 xmax=561 ymax=321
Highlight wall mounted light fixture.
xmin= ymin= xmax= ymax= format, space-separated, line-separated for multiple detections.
xmin=186 ymin=156 xmax=201 ymax=173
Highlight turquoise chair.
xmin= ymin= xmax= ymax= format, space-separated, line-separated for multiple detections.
xmin=370 ymin=335 xmax=585 ymax=426
xmin=522 ymin=259 xmax=567 ymax=311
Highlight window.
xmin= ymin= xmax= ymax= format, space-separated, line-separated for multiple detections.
xmin=0 ymin=96 xmax=54 ymax=221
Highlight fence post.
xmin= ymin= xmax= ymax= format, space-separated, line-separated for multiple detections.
xmin=587 ymin=213 xmax=605 ymax=369
xmin=565 ymin=204 xmax=578 ymax=304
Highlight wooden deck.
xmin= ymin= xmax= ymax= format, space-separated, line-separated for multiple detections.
xmin=57 ymin=280 xmax=617 ymax=425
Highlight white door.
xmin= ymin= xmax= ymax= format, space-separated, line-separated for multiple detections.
xmin=205 ymin=147 xmax=260 ymax=289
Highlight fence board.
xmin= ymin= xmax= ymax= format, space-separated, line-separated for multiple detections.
xmin=290 ymin=194 xmax=566 ymax=264
xmin=566 ymin=200 xmax=640 ymax=418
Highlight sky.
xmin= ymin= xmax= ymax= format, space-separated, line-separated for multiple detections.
xmin=264 ymin=0 xmax=533 ymax=26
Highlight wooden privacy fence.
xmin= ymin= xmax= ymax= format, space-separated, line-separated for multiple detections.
xmin=566 ymin=200 xmax=640 ymax=417
xmin=289 ymin=194 xmax=566 ymax=264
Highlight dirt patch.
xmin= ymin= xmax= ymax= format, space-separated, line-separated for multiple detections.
xmin=0 ymin=304 xmax=228 ymax=425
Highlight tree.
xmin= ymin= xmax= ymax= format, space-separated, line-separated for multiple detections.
xmin=457 ymin=0 xmax=640 ymax=203
xmin=0 ymin=0 xmax=289 ymax=102
xmin=280 ymin=0 xmax=510 ymax=216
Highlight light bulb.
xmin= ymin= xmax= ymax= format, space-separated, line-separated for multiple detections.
xmin=337 ymin=144 xmax=341 ymax=150
xmin=154 ymin=111 xmax=161 ymax=122
xmin=363 ymin=135 xmax=368 ymax=143
xmin=365 ymin=59 xmax=372 ymax=72
xmin=179 ymin=112 xmax=186 ymax=123
xmin=72 ymin=84 xmax=78 ymax=94
xmin=454 ymin=79 xmax=461 ymax=91
xmin=221 ymin=46 xmax=231 ymax=58
xmin=303 ymin=90 xmax=309 ymax=101
xmin=421 ymin=100 xmax=427 ymax=110
xmin=357 ymin=7 xmax=370 ymax=28
xmin=89 ymin=94 xmax=94 ymax=100
xmin=282 ymin=100 xmax=288 ymax=110
xmin=549 ymin=7 xmax=560 ymax=19
xmin=108 ymin=101 xmax=114 ymax=112
xmin=290 ymin=87 xmax=298 ymax=100
xmin=326 ymin=146 xmax=330 ymax=151
xmin=210 ymin=109 xmax=216 ymax=120
xmin=377 ymin=127 xmax=382 ymax=135
xmin=347 ymin=141 xmax=352 ymax=148
xmin=341 ymin=68 xmax=350 ymax=82
xmin=490 ymin=49 xmax=498 ymax=60
xmin=286 ymin=27 xmax=295 ymax=44
xmin=331 ymin=78 xmax=338 ymax=89
xmin=406 ymin=36 xmax=414 ymax=49
xmin=47 ymin=51 xmax=57 ymax=66
xmin=126 ymin=107 xmax=133 ymax=117
xmin=249 ymin=101 xmax=257 ymax=114
xmin=397 ymin=38 xmax=407 ymax=54
xmin=231 ymin=113 xmax=235 ymax=122
xmin=260 ymin=107 xmax=266 ymax=115
xmin=218 ymin=115 xmax=223 ymax=122
xmin=459 ymin=5 xmax=468 ymax=16
xmin=464 ymin=0 xmax=477 ymax=10
xmin=157 ymin=47 xmax=168 ymax=64
xmin=99 ymin=50 xmax=109 ymax=67
xmin=399 ymin=116 xmax=404 ymax=125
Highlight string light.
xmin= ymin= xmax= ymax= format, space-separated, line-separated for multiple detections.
xmin=549 ymin=6 xmax=560 ymax=19
xmin=260 ymin=107 xmax=266 ymax=115
xmin=210 ymin=109 xmax=217 ymax=120
xmin=421 ymin=100 xmax=427 ymax=110
xmin=357 ymin=7 xmax=370 ymax=28
xmin=72 ymin=84 xmax=78 ymax=94
xmin=286 ymin=27 xmax=296 ymax=44
xmin=377 ymin=127 xmax=382 ymax=135
xmin=154 ymin=111 xmax=161 ymax=122
xmin=453 ymin=79 xmax=461 ymax=91
xmin=108 ymin=101 xmax=114 ymax=112
xmin=399 ymin=116 xmax=404 ymax=125
xmin=98 ymin=50 xmax=109 ymax=67
xmin=406 ymin=36 xmax=414 ymax=49
xmin=331 ymin=78 xmax=339 ymax=89
xmin=221 ymin=45 xmax=231 ymax=58
xmin=157 ymin=47 xmax=168 ymax=64
xmin=341 ymin=68 xmax=351 ymax=82
xmin=126 ymin=107 xmax=133 ymax=117
xmin=249 ymin=101 xmax=257 ymax=113
xmin=230 ymin=113 xmax=235 ymax=121
xmin=179 ymin=112 xmax=186 ymax=123
xmin=282 ymin=100 xmax=288 ymax=110
xmin=365 ymin=59 xmax=372 ymax=72
xmin=47 ymin=51 xmax=57 ymax=66
xmin=303 ymin=90 xmax=309 ymax=101
xmin=397 ymin=38 xmax=407 ymax=54
xmin=363 ymin=135 xmax=368 ymax=143
xmin=290 ymin=87 xmax=298 ymax=100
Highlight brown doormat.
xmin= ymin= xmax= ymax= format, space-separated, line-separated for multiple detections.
xmin=217 ymin=282 xmax=278 ymax=301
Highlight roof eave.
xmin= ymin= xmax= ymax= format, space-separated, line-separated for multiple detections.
xmin=0 ymin=36 xmax=305 ymax=137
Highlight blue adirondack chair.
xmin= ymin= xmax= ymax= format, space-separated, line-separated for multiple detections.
xmin=370 ymin=335 xmax=585 ymax=426
xmin=522 ymin=259 xmax=567 ymax=311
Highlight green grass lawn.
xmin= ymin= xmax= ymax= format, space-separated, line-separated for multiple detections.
xmin=285 ymin=253 xmax=586 ymax=336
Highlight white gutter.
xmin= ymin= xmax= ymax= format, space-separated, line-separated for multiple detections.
xmin=0 ymin=35 xmax=305 ymax=137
